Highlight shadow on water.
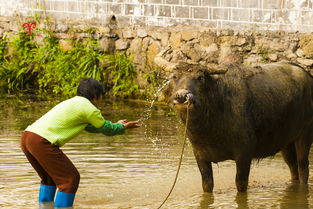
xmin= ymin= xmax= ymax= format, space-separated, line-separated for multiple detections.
xmin=280 ymin=183 xmax=310 ymax=209
xmin=198 ymin=192 xmax=250 ymax=209
xmin=199 ymin=182 xmax=311 ymax=209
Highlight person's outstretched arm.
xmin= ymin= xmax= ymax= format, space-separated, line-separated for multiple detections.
xmin=85 ymin=120 xmax=140 ymax=136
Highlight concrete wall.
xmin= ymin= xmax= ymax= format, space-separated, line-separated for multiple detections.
xmin=1 ymin=0 xmax=313 ymax=32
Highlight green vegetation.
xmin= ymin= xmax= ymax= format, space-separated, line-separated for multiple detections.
xmin=0 ymin=38 xmax=6 ymax=63
xmin=102 ymin=53 xmax=138 ymax=98
xmin=0 ymin=28 xmax=141 ymax=99
xmin=140 ymin=53 xmax=166 ymax=99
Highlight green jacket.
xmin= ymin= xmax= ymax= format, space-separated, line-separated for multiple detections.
xmin=26 ymin=96 xmax=125 ymax=147
xmin=85 ymin=120 xmax=125 ymax=136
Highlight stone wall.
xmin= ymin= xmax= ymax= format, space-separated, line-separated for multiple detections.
xmin=1 ymin=15 xmax=313 ymax=88
xmin=119 ymin=26 xmax=313 ymax=78
xmin=1 ymin=0 xmax=313 ymax=32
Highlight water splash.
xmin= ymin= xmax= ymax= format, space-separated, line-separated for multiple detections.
xmin=139 ymin=80 xmax=170 ymax=143
xmin=139 ymin=80 xmax=169 ymax=124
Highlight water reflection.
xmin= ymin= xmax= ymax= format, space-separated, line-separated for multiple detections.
xmin=199 ymin=193 xmax=214 ymax=208
xmin=1 ymin=96 xmax=313 ymax=208
xmin=280 ymin=183 xmax=309 ymax=209
xmin=235 ymin=193 xmax=249 ymax=209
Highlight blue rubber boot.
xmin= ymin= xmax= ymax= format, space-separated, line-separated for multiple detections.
xmin=54 ymin=191 xmax=76 ymax=208
xmin=39 ymin=184 xmax=56 ymax=203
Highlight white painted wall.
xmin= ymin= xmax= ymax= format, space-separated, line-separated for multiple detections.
xmin=0 ymin=0 xmax=313 ymax=32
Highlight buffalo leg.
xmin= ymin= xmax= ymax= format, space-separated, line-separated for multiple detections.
xmin=235 ymin=158 xmax=251 ymax=192
xmin=195 ymin=156 xmax=214 ymax=192
xmin=294 ymin=139 xmax=312 ymax=184
xmin=281 ymin=142 xmax=299 ymax=181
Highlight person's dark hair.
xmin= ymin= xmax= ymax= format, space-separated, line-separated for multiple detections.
xmin=77 ymin=78 xmax=103 ymax=100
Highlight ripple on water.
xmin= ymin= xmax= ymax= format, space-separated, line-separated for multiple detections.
xmin=1 ymin=100 xmax=313 ymax=208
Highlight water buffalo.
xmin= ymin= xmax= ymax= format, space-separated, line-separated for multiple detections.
xmin=160 ymin=61 xmax=313 ymax=192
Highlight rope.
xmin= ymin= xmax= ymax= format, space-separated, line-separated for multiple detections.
xmin=157 ymin=101 xmax=191 ymax=209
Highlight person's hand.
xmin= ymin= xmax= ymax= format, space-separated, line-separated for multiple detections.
xmin=117 ymin=120 xmax=141 ymax=129
xmin=117 ymin=120 xmax=127 ymax=124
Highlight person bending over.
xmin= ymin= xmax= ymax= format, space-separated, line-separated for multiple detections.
xmin=20 ymin=78 xmax=140 ymax=208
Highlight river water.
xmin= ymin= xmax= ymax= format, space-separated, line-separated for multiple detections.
xmin=0 ymin=96 xmax=313 ymax=209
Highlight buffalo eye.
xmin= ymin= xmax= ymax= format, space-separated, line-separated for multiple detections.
xmin=197 ymin=76 xmax=204 ymax=81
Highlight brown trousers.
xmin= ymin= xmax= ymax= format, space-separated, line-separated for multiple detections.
xmin=20 ymin=131 xmax=80 ymax=193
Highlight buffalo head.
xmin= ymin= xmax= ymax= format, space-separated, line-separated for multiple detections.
xmin=162 ymin=62 xmax=227 ymax=110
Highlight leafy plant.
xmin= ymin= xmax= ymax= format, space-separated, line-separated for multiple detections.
xmin=36 ymin=37 xmax=103 ymax=97
xmin=0 ymin=28 xmax=141 ymax=99
xmin=103 ymin=53 xmax=138 ymax=98
xmin=76 ymin=39 xmax=103 ymax=81
xmin=0 ymin=37 xmax=7 ymax=63
xmin=0 ymin=32 xmax=39 ymax=92
xmin=0 ymin=11 xmax=166 ymax=99
xmin=142 ymin=67 xmax=165 ymax=99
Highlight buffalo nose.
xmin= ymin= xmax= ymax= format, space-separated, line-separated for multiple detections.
xmin=174 ymin=89 xmax=190 ymax=104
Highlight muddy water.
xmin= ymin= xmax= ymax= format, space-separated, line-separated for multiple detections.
xmin=0 ymin=97 xmax=313 ymax=209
